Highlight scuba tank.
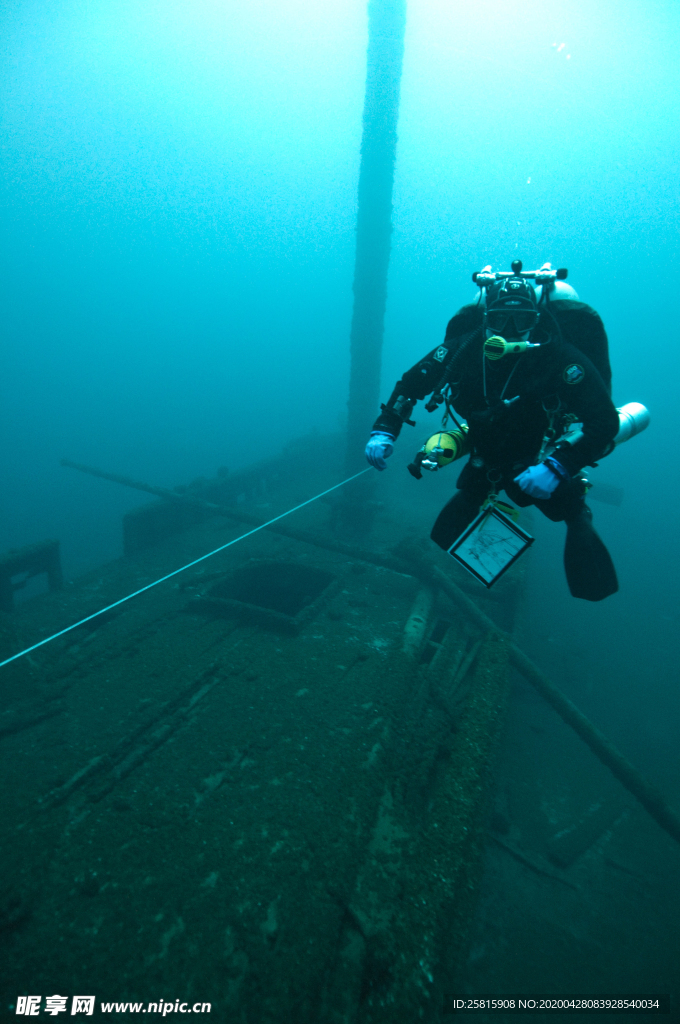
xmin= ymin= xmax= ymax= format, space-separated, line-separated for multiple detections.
xmin=613 ymin=402 xmax=651 ymax=444
xmin=557 ymin=402 xmax=650 ymax=450
xmin=407 ymin=427 xmax=470 ymax=480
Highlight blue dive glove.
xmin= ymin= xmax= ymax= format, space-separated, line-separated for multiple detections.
xmin=365 ymin=431 xmax=395 ymax=471
xmin=514 ymin=457 xmax=569 ymax=499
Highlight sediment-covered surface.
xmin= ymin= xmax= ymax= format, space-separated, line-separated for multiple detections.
xmin=0 ymin=476 xmax=513 ymax=1022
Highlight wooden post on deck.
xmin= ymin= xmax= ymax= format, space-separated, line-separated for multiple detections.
xmin=344 ymin=0 xmax=406 ymax=481
xmin=0 ymin=540 xmax=63 ymax=612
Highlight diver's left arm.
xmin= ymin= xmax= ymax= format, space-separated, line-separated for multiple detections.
xmin=551 ymin=353 xmax=620 ymax=476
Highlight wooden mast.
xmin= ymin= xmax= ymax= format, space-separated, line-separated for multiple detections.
xmin=345 ymin=0 xmax=406 ymax=476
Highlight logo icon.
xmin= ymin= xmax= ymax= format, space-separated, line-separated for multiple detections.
xmin=563 ymin=363 xmax=585 ymax=384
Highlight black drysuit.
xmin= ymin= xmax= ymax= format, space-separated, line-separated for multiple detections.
xmin=372 ymin=300 xmax=621 ymax=600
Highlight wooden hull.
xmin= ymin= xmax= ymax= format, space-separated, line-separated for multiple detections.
xmin=0 ymin=467 xmax=515 ymax=1021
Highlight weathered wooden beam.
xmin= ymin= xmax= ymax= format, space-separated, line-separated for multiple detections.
xmin=60 ymin=459 xmax=219 ymax=509
xmin=426 ymin=563 xmax=680 ymax=848
xmin=61 ymin=458 xmax=412 ymax=573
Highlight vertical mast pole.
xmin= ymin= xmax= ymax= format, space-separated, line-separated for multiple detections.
xmin=345 ymin=0 xmax=406 ymax=475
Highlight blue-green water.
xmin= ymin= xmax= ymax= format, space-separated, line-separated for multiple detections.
xmin=1 ymin=1 xmax=678 ymax=1017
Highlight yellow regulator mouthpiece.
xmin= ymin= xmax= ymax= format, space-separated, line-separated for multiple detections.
xmin=484 ymin=335 xmax=539 ymax=360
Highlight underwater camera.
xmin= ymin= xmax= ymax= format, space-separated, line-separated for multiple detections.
xmin=407 ymin=427 xmax=470 ymax=479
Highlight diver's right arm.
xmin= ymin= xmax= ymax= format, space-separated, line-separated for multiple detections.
xmin=365 ymin=345 xmax=457 ymax=470
xmin=371 ymin=304 xmax=483 ymax=439
xmin=365 ymin=305 xmax=483 ymax=470
xmin=363 ymin=352 xmax=440 ymax=470
xmin=371 ymin=346 xmax=455 ymax=438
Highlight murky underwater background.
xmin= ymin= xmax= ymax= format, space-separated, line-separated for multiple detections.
xmin=1 ymin=0 xmax=679 ymax=1018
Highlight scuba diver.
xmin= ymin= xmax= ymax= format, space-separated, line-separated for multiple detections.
xmin=365 ymin=260 xmax=626 ymax=601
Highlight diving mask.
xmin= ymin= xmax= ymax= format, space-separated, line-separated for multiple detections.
xmin=485 ymin=309 xmax=539 ymax=335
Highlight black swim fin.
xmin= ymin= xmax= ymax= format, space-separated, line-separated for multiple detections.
xmin=564 ymin=507 xmax=618 ymax=601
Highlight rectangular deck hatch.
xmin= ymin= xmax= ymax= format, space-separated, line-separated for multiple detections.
xmin=192 ymin=561 xmax=337 ymax=633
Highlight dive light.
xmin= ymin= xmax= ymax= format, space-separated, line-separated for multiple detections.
xmin=473 ymin=260 xmax=568 ymax=288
